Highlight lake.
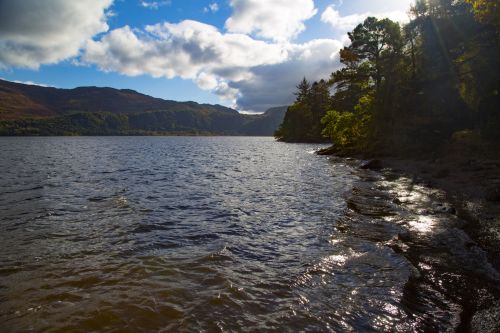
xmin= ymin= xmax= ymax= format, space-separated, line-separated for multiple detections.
xmin=0 ymin=137 xmax=492 ymax=332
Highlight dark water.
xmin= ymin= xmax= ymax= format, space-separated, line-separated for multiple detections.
xmin=0 ymin=137 xmax=498 ymax=332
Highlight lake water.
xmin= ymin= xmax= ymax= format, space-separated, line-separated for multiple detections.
xmin=0 ymin=137 xmax=497 ymax=332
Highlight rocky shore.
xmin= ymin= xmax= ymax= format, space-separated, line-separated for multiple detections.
xmin=319 ymin=144 xmax=500 ymax=332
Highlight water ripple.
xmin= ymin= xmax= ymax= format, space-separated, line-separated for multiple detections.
xmin=1 ymin=137 xmax=493 ymax=332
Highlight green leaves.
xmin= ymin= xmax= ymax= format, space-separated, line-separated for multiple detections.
xmin=275 ymin=78 xmax=332 ymax=142
xmin=279 ymin=1 xmax=500 ymax=147
xmin=321 ymin=94 xmax=373 ymax=148
xmin=341 ymin=17 xmax=404 ymax=92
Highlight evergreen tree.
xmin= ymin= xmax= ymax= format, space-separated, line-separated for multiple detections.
xmin=278 ymin=0 xmax=500 ymax=148
xmin=294 ymin=77 xmax=311 ymax=104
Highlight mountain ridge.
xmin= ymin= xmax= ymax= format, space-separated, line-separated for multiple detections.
xmin=0 ymin=79 xmax=287 ymax=136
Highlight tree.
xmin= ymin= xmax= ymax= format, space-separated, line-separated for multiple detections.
xmin=466 ymin=0 xmax=500 ymax=24
xmin=330 ymin=53 xmax=371 ymax=114
xmin=309 ymin=79 xmax=331 ymax=124
xmin=274 ymin=77 xmax=330 ymax=142
xmin=294 ymin=77 xmax=311 ymax=104
xmin=343 ymin=17 xmax=403 ymax=91
xmin=274 ymin=102 xmax=314 ymax=142
xmin=321 ymin=94 xmax=374 ymax=148
xmin=277 ymin=0 xmax=500 ymax=147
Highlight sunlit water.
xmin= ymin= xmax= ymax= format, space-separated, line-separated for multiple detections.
xmin=0 ymin=137 xmax=497 ymax=332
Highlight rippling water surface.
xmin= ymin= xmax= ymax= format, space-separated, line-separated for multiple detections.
xmin=1 ymin=137 xmax=496 ymax=332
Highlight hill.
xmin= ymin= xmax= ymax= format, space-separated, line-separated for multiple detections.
xmin=0 ymin=79 xmax=287 ymax=136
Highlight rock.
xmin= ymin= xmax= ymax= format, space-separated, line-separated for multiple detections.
xmin=432 ymin=203 xmax=456 ymax=215
xmin=398 ymin=230 xmax=411 ymax=242
xmin=432 ymin=168 xmax=450 ymax=178
xmin=410 ymin=265 xmax=421 ymax=279
xmin=386 ymin=236 xmax=410 ymax=254
xmin=485 ymin=186 xmax=500 ymax=202
xmin=316 ymin=145 xmax=338 ymax=156
xmin=336 ymin=224 xmax=348 ymax=232
xmin=392 ymin=197 xmax=402 ymax=204
xmin=359 ymin=159 xmax=383 ymax=170
xmin=471 ymin=303 xmax=500 ymax=333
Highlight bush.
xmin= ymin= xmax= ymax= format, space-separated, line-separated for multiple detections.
xmin=321 ymin=95 xmax=373 ymax=147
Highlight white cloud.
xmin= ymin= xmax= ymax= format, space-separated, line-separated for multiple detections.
xmin=321 ymin=6 xmax=409 ymax=32
xmin=83 ymin=20 xmax=342 ymax=112
xmin=0 ymin=0 xmax=113 ymax=69
xmin=225 ymin=0 xmax=317 ymax=42
xmin=84 ymin=21 xmax=287 ymax=80
xmin=195 ymin=72 xmax=218 ymax=90
xmin=141 ymin=1 xmax=171 ymax=10
xmin=204 ymin=2 xmax=219 ymax=13
xmin=214 ymin=81 xmax=240 ymax=102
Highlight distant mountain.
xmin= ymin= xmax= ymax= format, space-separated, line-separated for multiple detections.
xmin=0 ymin=79 xmax=287 ymax=136
xmin=240 ymin=106 xmax=288 ymax=136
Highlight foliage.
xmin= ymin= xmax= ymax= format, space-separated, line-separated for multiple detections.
xmin=275 ymin=79 xmax=331 ymax=142
xmin=0 ymin=108 xmax=287 ymax=136
xmin=344 ymin=17 xmax=403 ymax=91
xmin=0 ymin=79 xmax=287 ymax=136
xmin=321 ymin=111 xmax=357 ymax=146
xmin=278 ymin=0 xmax=500 ymax=152
xmin=321 ymin=95 xmax=373 ymax=148
xmin=466 ymin=0 xmax=500 ymax=24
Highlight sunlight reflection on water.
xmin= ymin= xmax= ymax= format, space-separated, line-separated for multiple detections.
xmin=409 ymin=215 xmax=438 ymax=233
xmin=0 ymin=137 xmax=492 ymax=332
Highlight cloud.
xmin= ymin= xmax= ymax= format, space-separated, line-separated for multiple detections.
xmin=229 ymin=39 xmax=342 ymax=112
xmin=321 ymin=6 xmax=409 ymax=32
xmin=84 ymin=21 xmax=287 ymax=79
xmin=0 ymin=0 xmax=342 ymax=112
xmin=0 ymin=0 xmax=113 ymax=69
xmin=225 ymin=0 xmax=317 ymax=42
xmin=83 ymin=20 xmax=342 ymax=112
xmin=140 ymin=1 xmax=171 ymax=10
xmin=204 ymin=2 xmax=219 ymax=13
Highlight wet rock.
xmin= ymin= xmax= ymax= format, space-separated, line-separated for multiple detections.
xmin=347 ymin=196 xmax=397 ymax=217
xmin=387 ymin=240 xmax=407 ymax=254
xmin=336 ymin=224 xmax=348 ymax=232
xmin=471 ymin=302 xmax=500 ymax=333
xmin=409 ymin=265 xmax=421 ymax=279
xmin=392 ymin=197 xmax=402 ymax=205
xmin=316 ymin=145 xmax=338 ymax=155
xmin=417 ymin=209 xmax=432 ymax=215
xmin=432 ymin=203 xmax=456 ymax=215
xmin=398 ymin=230 xmax=411 ymax=242
xmin=359 ymin=159 xmax=383 ymax=170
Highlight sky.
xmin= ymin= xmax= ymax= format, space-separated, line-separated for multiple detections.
xmin=0 ymin=0 xmax=414 ymax=113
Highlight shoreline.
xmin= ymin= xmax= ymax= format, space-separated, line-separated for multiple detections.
xmin=381 ymin=157 xmax=500 ymax=269
xmin=319 ymin=146 xmax=500 ymax=332
xmin=318 ymin=144 xmax=500 ymax=270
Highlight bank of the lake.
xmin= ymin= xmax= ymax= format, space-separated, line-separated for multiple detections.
xmin=318 ymin=144 xmax=500 ymax=332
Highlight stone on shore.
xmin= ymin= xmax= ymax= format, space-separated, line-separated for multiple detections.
xmin=359 ymin=159 xmax=383 ymax=170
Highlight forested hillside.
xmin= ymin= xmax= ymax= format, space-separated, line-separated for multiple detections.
xmin=0 ymin=79 xmax=287 ymax=136
xmin=275 ymin=0 xmax=499 ymax=154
